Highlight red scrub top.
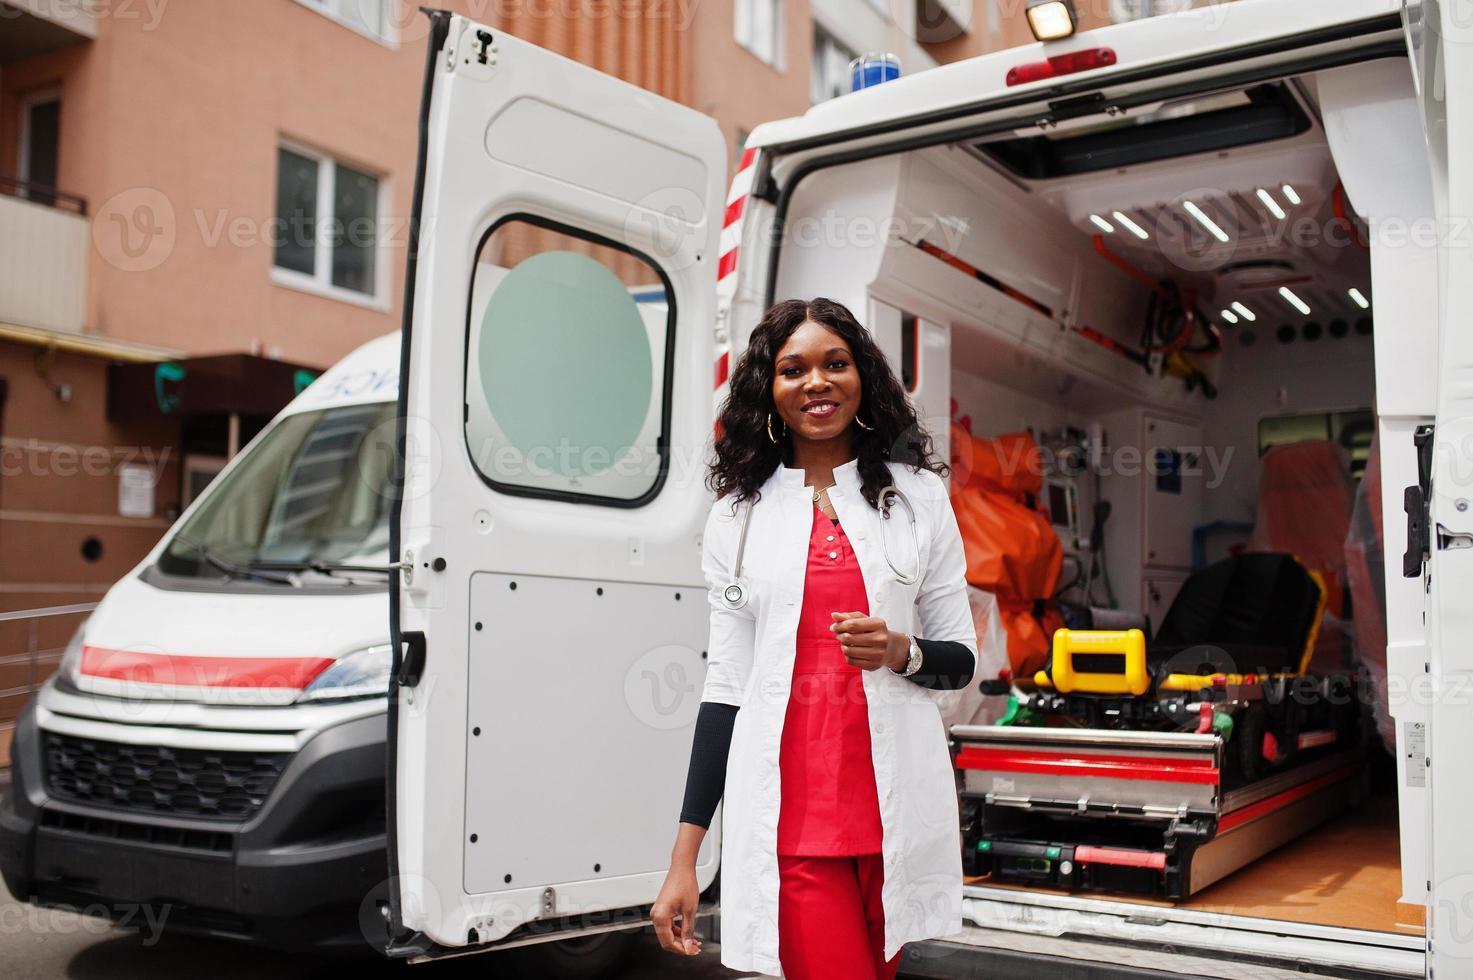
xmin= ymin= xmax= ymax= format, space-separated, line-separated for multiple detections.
xmin=776 ymin=502 xmax=885 ymax=856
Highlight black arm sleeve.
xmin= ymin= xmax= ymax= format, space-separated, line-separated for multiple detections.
xmin=905 ymin=637 xmax=976 ymax=690
xmin=678 ymin=701 xmax=739 ymax=828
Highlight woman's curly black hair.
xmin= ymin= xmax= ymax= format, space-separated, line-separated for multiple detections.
xmin=707 ymin=297 xmax=948 ymax=511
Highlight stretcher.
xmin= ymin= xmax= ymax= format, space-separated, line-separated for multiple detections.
xmin=953 ymin=725 xmax=1366 ymax=898
xmin=953 ymin=553 xmax=1366 ymax=899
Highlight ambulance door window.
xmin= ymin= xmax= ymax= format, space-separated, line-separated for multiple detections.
xmin=464 ymin=215 xmax=672 ymax=503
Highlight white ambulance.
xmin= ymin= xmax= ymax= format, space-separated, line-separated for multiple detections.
xmin=391 ymin=1 xmax=1454 ymax=976
xmin=2 ymin=0 xmax=1465 ymax=976
xmin=0 ymin=330 xmax=654 ymax=972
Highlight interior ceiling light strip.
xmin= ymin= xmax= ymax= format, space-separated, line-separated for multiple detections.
xmin=1089 ymin=213 xmax=1115 ymax=233
xmin=1281 ymin=183 xmax=1301 ymax=205
xmin=1279 ymin=286 xmax=1312 ymax=315
xmin=1220 ymin=309 xmax=1239 ymax=324
xmin=1110 ymin=210 xmax=1150 ymax=240
xmin=1231 ymin=301 xmax=1256 ymax=322
xmin=1182 ymin=200 xmax=1230 ymax=243
xmin=1255 ymin=187 xmax=1287 ymax=219
xmin=1349 ymin=287 xmax=1370 ymax=309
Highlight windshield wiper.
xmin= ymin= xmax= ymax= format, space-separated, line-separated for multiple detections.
xmin=170 ymin=534 xmax=299 ymax=586
xmin=247 ymin=558 xmax=396 ymax=577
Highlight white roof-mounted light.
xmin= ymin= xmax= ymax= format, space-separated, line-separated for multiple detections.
xmin=1182 ymin=200 xmax=1230 ymax=243
xmin=1231 ymin=302 xmax=1256 ymax=322
xmin=1089 ymin=213 xmax=1115 ymax=233
xmin=1281 ymin=183 xmax=1301 ymax=205
xmin=1111 ymin=210 xmax=1150 ymax=240
xmin=1220 ymin=309 xmax=1239 ymax=324
xmin=1025 ymin=0 xmax=1078 ymax=41
xmin=1279 ymin=286 xmax=1311 ymax=315
xmin=1255 ymin=188 xmax=1287 ymax=220
xmin=1349 ymin=287 xmax=1370 ymax=310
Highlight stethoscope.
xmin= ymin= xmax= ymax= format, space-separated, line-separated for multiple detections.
xmin=721 ymin=484 xmax=920 ymax=610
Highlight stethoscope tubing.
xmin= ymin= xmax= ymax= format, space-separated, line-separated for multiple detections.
xmin=722 ymin=483 xmax=919 ymax=610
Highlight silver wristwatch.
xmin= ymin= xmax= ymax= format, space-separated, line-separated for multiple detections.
xmin=892 ymin=634 xmax=923 ymax=677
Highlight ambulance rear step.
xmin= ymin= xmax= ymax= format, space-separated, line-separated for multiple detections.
xmin=903 ymin=894 xmax=1422 ymax=979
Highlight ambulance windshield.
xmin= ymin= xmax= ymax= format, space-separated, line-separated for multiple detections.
xmin=155 ymin=401 xmax=396 ymax=584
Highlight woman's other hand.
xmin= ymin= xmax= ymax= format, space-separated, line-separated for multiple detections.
xmin=831 ymin=611 xmax=908 ymax=671
xmin=651 ymin=824 xmax=705 ymax=955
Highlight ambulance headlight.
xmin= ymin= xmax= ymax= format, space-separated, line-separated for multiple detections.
xmin=299 ymin=643 xmax=393 ymax=702
xmin=1027 ymin=0 xmax=1077 ymax=41
xmin=58 ymin=620 xmax=88 ymax=685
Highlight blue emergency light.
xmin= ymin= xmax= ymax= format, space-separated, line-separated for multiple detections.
xmin=850 ymin=53 xmax=901 ymax=92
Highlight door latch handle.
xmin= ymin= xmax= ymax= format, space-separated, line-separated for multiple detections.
xmin=1403 ymin=425 xmax=1435 ymax=577
xmin=396 ymin=631 xmax=427 ymax=689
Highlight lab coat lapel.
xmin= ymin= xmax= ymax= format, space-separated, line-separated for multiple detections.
xmin=773 ymin=466 xmax=811 ymax=613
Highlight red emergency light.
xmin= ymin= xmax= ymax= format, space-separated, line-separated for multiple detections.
xmin=1006 ymin=47 xmax=1117 ymax=87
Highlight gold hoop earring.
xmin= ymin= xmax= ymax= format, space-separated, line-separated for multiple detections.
xmin=854 ymin=415 xmax=873 ymax=431
xmin=767 ymin=413 xmax=781 ymax=444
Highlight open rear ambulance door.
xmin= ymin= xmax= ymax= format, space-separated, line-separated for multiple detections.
xmin=385 ymin=12 xmax=726 ymax=957
xmin=1414 ymin=2 xmax=1473 ymax=974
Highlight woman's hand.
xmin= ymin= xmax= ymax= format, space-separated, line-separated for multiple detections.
xmin=831 ymin=612 xmax=909 ymax=671
xmin=650 ymin=857 xmax=703 ymax=956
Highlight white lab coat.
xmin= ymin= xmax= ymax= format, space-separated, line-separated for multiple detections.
xmin=699 ymin=456 xmax=979 ymax=976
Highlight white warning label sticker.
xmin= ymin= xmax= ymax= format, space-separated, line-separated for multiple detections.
xmin=1405 ymin=721 xmax=1426 ymax=788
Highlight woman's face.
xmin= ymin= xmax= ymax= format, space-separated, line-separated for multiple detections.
xmin=770 ymin=320 xmax=863 ymax=445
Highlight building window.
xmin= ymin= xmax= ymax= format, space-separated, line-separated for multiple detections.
xmin=273 ymin=143 xmax=383 ymax=304
xmin=811 ymin=27 xmax=856 ymax=103
xmin=465 ymin=216 xmax=672 ymax=503
xmin=18 ymin=91 xmax=61 ymax=206
xmin=736 ymin=0 xmax=783 ymax=68
xmin=296 ymin=0 xmax=391 ymax=43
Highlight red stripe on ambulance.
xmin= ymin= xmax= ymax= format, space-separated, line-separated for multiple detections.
xmin=80 ymin=645 xmax=335 ymax=689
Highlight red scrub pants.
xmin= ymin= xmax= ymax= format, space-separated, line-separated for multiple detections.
xmin=777 ymin=852 xmax=903 ymax=980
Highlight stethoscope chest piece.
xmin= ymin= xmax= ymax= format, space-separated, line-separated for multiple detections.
xmin=722 ymin=583 xmax=746 ymax=609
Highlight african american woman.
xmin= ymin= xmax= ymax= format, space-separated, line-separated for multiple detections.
xmin=650 ymin=297 xmax=978 ymax=978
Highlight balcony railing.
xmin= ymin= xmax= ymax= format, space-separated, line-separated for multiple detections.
xmin=0 ymin=175 xmax=89 ymax=334
xmin=0 ymin=601 xmax=95 ymax=771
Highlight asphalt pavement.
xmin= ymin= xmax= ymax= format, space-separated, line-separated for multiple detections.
xmin=0 ymin=869 xmax=751 ymax=980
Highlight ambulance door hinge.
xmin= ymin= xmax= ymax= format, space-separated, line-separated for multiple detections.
xmin=1403 ymin=424 xmax=1435 ymax=577
xmin=750 ymin=166 xmax=779 ymax=204
xmin=444 ymin=16 xmax=466 ymax=72
xmin=397 ymin=631 xmax=427 ymax=688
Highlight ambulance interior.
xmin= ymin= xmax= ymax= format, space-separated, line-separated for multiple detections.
xmin=769 ymin=63 xmax=1412 ymax=941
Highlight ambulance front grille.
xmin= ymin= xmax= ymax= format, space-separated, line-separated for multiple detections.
xmin=41 ymin=732 xmax=291 ymax=821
